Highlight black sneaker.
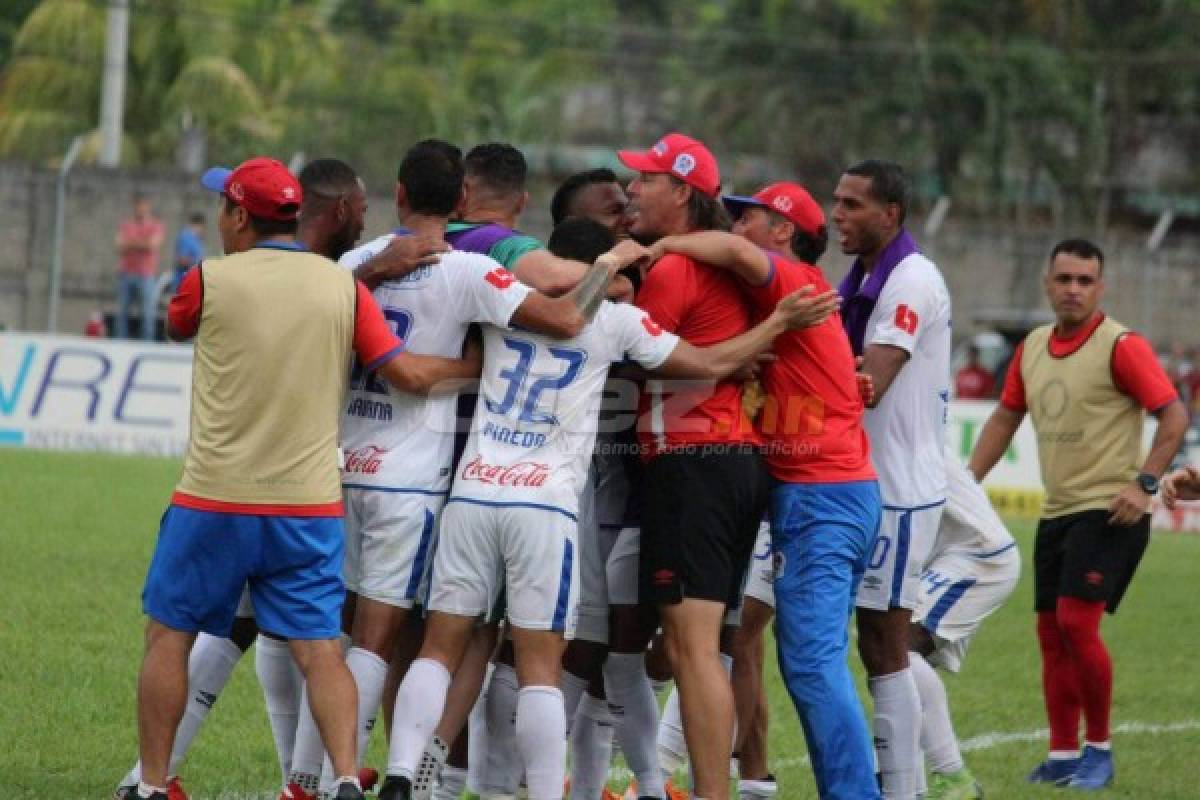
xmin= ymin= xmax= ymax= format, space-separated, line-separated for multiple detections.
xmin=332 ymin=779 xmax=365 ymax=800
xmin=377 ymin=775 xmax=412 ymax=800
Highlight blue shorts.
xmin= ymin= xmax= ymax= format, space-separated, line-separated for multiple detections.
xmin=142 ymin=505 xmax=345 ymax=639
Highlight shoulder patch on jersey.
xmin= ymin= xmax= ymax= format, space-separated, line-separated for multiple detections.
xmin=894 ymin=303 xmax=919 ymax=335
xmin=485 ymin=268 xmax=516 ymax=289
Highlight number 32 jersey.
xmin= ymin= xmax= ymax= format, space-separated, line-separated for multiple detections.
xmin=339 ymin=240 xmax=532 ymax=493
xmin=453 ymin=301 xmax=679 ymax=517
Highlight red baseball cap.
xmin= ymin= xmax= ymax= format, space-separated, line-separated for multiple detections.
xmin=201 ymin=157 xmax=302 ymax=221
xmin=617 ymin=133 xmax=721 ymax=198
xmin=722 ymin=182 xmax=825 ymax=237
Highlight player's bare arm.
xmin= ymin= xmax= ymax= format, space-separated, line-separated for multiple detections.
xmin=858 ymin=343 xmax=910 ymax=407
xmin=512 ymin=246 xmax=635 ymax=301
xmin=650 ymin=231 xmax=840 ymax=327
xmin=967 ymin=405 xmax=1025 ymax=481
xmin=1163 ymin=464 xmax=1200 ymax=509
xmin=1109 ymin=398 xmax=1189 ymax=524
xmin=509 ymin=240 xmax=646 ymax=338
xmin=377 ymin=347 xmax=482 ymax=396
xmin=651 ymin=287 xmax=817 ymax=380
xmin=355 ymin=234 xmax=450 ymax=290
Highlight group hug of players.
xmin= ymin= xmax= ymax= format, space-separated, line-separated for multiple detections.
xmin=124 ymin=131 xmax=1065 ymax=800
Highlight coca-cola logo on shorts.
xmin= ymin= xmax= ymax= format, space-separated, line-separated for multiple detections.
xmin=344 ymin=445 xmax=387 ymax=474
xmin=461 ymin=456 xmax=549 ymax=487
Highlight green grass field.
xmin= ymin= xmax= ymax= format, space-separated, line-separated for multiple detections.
xmin=2 ymin=448 xmax=1199 ymax=799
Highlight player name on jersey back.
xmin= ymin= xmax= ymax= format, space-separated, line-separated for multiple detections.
xmin=338 ymin=235 xmax=531 ymax=492
xmin=452 ymin=301 xmax=679 ymax=517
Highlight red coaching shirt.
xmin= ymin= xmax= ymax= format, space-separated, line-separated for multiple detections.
xmin=1000 ymin=312 xmax=1177 ymax=414
xmin=744 ymin=255 xmax=875 ymax=483
xmin=635 ymin=253 xmax=759 ymax=457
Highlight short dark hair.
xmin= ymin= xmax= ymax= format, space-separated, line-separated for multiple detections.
xmin=1050 ymin=238 xmax=1105 ymax=274
xmin=188 ymin=212 xmax=205 ymax=226
xmin=845 ymin=159 xmax=910 ymax=224
xmin=783 ymin=221 xmax=828 ymax=264
xmin=547 ymin=216 xmax=616 ymax=264
xmin=550 ymin=168 xmax=619 ymax=226
xmin=298 ymin=158 xmax=360 ymax=205
xmin=223 ymin=196 xmax=297 ymax=236
xmin=396 ymin=139 xmax=464 ymax=216
xmin=464 ymin=142 xmax=527 ymax=198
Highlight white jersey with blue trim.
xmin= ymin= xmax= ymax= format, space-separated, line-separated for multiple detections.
xmin=863 ymin=252 xmax=952 ymax=506
xmin=337 ymin=236 xmax=532 ymax=493
xmin=452 ymin=301 xmax=679 ymax=516
xmin=935 ymin=455 xmax=1016 ymax=558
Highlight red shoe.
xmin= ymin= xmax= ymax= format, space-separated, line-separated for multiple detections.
xmin=278 ymin=784 xmax=318 ymax=800
xmin=166 ymin=777 xmax=189 ymax=800
xmin=357 ymin=767 xmax=379 ymax=792
xmin=665 ymin=777 xmax=690 ymax=800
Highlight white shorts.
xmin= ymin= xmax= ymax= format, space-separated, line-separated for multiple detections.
xmin=343 ymin=487 xmax=445 ymax=609
xmin=427 ymin=498 xmax=580 ymax=636
xmin=576 ymin=465 xmax=624 ymax=643
xmin=913 ymin=544 xmax=1020 ymax=672
xmin=742 ymin=521 xmax=775 ymax=609
xmin=606 ymin=525 xmax=641 ymax=607
xmin=857 ymin=502 xmax=944 ymax=612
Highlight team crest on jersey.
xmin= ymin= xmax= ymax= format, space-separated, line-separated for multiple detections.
xmin=672 ymin=153 xmax=696 ymax=177
xmin=641 ymin=315 xmax=663 ymax=336
xmin=485 ymin=268 xmax=516 ymax=289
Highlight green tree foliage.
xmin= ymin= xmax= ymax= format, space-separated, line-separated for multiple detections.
xmin=0 ymin=0 xmax=1197 ymax=223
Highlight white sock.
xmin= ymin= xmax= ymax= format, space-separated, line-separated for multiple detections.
xmin=910 ymin=654 xmax=962 ymax=774
xmin=738 ymin=775 xmax=778 ymax=800
xmin=870 ymin=667 xmax=922 ymax=799
xmin=657 ymin=684 xmax=688 ymax=774
xmin=559 ymin=669 xmax=589 ymax=737
xmin=604 ymin=653 xmax=664 ymax=799
xmin=516 ymin=686 xmax=567 ymax=800
xmin=481 ymin=663 xmax=522 ymax=795
xmin=316 ymin=646 xmax=388 ymax=791
xmin=651 ymin=678 xmax=671 ymax=697
xmin=136 ymin=781 xmax=168 ymax=798
xmin=386 ymin=658 xmax=452 ymax=778
xmin=570 ymin=693 xmax=615 ymax=800
xmin=256 ymin=633 xmax=303 ymax=782
xmin=466 ymin=664 xmax=494 ymax=795
xmin=287 ymin=685 xmax=324 ymax=792
xmin=434 ymin=764 xmax=468 ymax=800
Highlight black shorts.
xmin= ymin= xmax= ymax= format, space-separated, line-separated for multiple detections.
xmin=639 ymin=444 xmax=770 ymax=607
xmin=1034 ymin=509 xmax=1150 ymax=613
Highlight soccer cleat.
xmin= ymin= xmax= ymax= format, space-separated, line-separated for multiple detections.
xmin=116 ymin=777 xmax=188 ymax=800
xmin=1066 ymin=746 xmax=1114 ymax=790
xmin=1026 ymin=757 xmax=1081 ymax=786
xmin=332 ymin=779 xmax=366 ymax=800
xmin=926 ymin=768 xmax=982 ymax=800
xmin=358 ymin=768 xmax=379 ymax=792
xmin=665 ymin=778 xmax=690 ymax=800
xmin=378 ymin=775 xmax=414 ymax=800
xmin=278 ymin=783 xmax=318 ymax=800
xmin=601 ymin=788 xmax=624 ymax=800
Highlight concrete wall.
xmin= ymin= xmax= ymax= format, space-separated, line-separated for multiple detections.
xmin=1 ymin=161 xmax=1197 ymax=347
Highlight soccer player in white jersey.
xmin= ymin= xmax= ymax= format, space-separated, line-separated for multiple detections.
xmin=377 ymin=238 xmax=824 ymax=800
xmin=279 ymin=140 xmax=653 ymax=800
xmin=909 ymin=454 xmax=1019 ymax=800
xmin=835 ymin=159 xmax=952 ymax=799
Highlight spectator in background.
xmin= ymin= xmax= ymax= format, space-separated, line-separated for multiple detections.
xmin=115 ymin=196 xmax=165 ymax=340
xmin=173 ymin=213 xmax=206 ymax=291
xmin=955 ymin=344 xmax=996 ymax=399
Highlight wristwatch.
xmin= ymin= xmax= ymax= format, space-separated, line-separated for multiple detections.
xmin=1136 ymin=472 xmax=1160 ymax=495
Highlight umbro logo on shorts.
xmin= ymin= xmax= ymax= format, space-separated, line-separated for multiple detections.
xmin=653 ymin=568 xmax=675 ymax=586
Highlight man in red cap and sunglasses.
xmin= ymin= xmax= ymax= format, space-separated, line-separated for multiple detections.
xmin=132 ymin=157 xmax=479 ymax=800
xmin=611 ymin=133 xmax=771 ymax=800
